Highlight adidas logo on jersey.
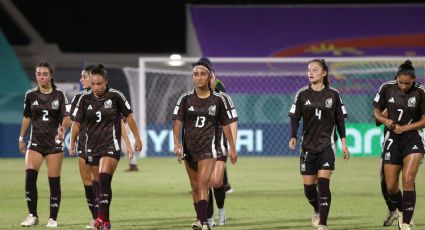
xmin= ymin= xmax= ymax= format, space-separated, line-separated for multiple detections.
xmin=188 ymin=106 xmax=195 ymax=111
xmin=87 ymin=105 xmax=93 ymax=110
xmin=412 ymin=145 xmax=418 ymax=150
xmin=323 ymin=162 xmax=330 ymax=167
xmin=388 ymin=97 xmax=395 ymax=103
xmin=32 ymin=100 xmax=39 ymax=106
xmin=304 ymin=100 xmax=311 ymax=105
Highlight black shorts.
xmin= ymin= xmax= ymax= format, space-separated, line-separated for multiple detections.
xmin=85 ymin=151 xmax=121 ymax=166
xmin=184 ymin=150 xmax=216 ymax=171
xmin=77 ymin=148 xmax=86 ymax=159
xmin=382 ymin=131 xmax=425 ymax=165
xmin=28 ymin=143 xmax=63 ymax=156
xmin=300 ymin=145 xmax=335 ymax=175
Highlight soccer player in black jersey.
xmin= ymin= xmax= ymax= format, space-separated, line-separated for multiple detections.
xmin=69 ymin=64 xmax=142 ymax=230
xmin=172 ymin=60 xmax=237 ymax=230
xmin=288 ymin=59 xmax=349 ymax=230
xmin=19 ymin=62 xmax=69 ymax=228
xmin=373 ymin=60 xmax=425 ymax=230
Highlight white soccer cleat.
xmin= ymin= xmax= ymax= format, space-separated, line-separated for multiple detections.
xmin=383 ymin=210 xmax=399 ymax=226
xmin=202 ymin=222 xmax=211 ymax=230
xmin=312 ymin=211 xmax=320 ymax=228
xmin=46 ymin=218 xmax=58 ymax=228
xmin=191 ymin=220 xmax=203 ymax=230
xmin=20 ymin=214 xmax=39 ymax=227
xmin=217 ymin=208 xmax=226 ymax=226
xmin=207 ymin=217 xmax=216 ymax=227
xmin=317 ymin=225 xmax=328 ymax=230
xmin=401 ymin=223 xmax=411 ymax=230
xmin=86 ymin=219 xmax=96 ymax=229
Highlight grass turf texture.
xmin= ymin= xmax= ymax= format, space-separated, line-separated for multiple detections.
xmin=0 ymin=157 xmax=423 ymax=229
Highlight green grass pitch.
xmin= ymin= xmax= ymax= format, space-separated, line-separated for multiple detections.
xmin=0 ymin=157 xmax=424 ymax=229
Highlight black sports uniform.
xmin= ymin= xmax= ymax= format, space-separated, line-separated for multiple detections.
xmin=289 ymin=85 xmax=347 ymax=175
xmin=373 ymin=80 xmax=425 ymax=165
xmin=23 ymin=87 xmax=69 ymax=155
xmin=73 ymin=88 xmax=132 ymax=166
xmin=70 ymin=89 xmax=91 ymax=159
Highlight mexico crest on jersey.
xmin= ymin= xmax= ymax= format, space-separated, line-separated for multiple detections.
xmin=208 ymin=105 xmax=216 ymax=115
xmin=104 ymin=99 xmax=112 ymax=109
xmin=325 ymin=98 xmax=333 ymax=108
xmin=408 ymin=97 xmax=416 ymax=107
xmin=51 ymin=99 xmax=59 ymax=110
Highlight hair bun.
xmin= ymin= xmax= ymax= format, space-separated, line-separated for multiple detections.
xmin=404 ymin=60 xmax=412 ymax=66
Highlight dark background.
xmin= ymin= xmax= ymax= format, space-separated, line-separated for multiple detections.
xmin=1 ymin=0 xmax=423 ymax=53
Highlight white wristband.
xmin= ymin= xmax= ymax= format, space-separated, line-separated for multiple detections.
xmin=19 ymin=136 xmax=24 ymax=142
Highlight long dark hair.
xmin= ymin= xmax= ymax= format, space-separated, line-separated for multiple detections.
xmin=36 ymin=61 xmax=56 ymax=89
xmin=308 ymin=58 xmax=329 ymax=86
xmin=395 ymin=60 xmax=415 ymax=80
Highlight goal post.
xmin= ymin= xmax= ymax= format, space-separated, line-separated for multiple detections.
xmin=130 ymin=56 xmax=425 ymax=157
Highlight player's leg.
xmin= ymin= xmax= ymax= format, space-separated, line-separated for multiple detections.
xmin=401 ymin=153 xmax=422 ymax=228
xmin=300 ymin=150 xmax=319 ymax=228
xmin=96 ymin=155 xmax=119 ymax=230
xmin=125 ymin=156 xmax=139 ymax=172
xmin=21 ymin=150 xmax=44 ymax=226
xmin=210 ymin=160 xmax=226 ymax=225
xmin=196 ymin=158 xmax=216 ymax=229
xmin=380 ymin=157 xmax=399 ymax=226
xmin=184 ymin=160 xmax=202 ymax=229
xmin=78 ymin=157 xmax=97 ymax=228
xmin=223 ymin=168 xmax=232 ymax=193
xmin=45 ymin=152 xmax=64 ymax=227
xmin=316 ymin=146 xmax=335 ymax=229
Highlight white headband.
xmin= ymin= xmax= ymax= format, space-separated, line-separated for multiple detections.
xmin=193 ymin=65 xmax=211 ymax=74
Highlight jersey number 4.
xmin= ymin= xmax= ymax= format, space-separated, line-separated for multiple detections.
xmin=315 ymin=108 xmax=322 ymax=120
xmin=195 ymin=116 xmax=206 ymax=128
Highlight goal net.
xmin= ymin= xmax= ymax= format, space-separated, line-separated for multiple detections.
xmin=124 ymin=57 xmax=425 ymax=157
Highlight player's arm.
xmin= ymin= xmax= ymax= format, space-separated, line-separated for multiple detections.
xmin=394 ymin=115 xmax=425 ymax=134
xmin=121 ymin=119 xmax=133 ymax=159
xmin=374 ymin=108 xmax=394 ymax=130
xmin=69 ymin=121 xmax=80 ymax=156
xmin=288 ymin=90 xmax=302 ymax=151
xmin=172 ymin=119 xmax=183 ymax=163
xmin=18 ymin=117 xmax=31 ymax=154
xmin=125 ymin=114 xmax=142 ymax=153
xmin=223 ymin=124 xmax=237 ymax=164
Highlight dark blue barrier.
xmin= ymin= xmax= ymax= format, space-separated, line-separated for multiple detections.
xmin=0 ymin=123 xmax=22 ymax=157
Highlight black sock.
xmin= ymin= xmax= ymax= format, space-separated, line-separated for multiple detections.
xmin=84 ymin=185 xmax=96 ymax=219
xmin=194 ymin=202 xmax=198 ymax=219
xmin=381 ymin=180 xmax=396 ymax=212
xmin=304 ymin=184 xmax=319 ymax=212
xmin=25 ymin=169 xmax=38 ymax=217
xmin=223 ymin=168 xmax=229 ymax=186
xmin=389 ymin=191 xmax=403 ymax=212
xmin=92 ymin=180 xmax=99 ymax=219
xmin=48 ymin=177 xmax=61 ymax=220
xmin=98 ymin=173 xmax=112 ymax=222
xmin=207 ymin=189 xmax=214 ymax=218
xmin=214 ymin=186 xmax=226 ymax=209
xmin=318 ymin=178 xmax=331 ymax=226
xmin=403 ymin=190 xmax=416 ymax=224
xmin=196 ymin=200 xmax=208 ymax=223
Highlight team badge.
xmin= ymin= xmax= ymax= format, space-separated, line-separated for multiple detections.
xmin=104 ymin=99 xmax=112 ymax=109
xmin=51 ymin=99 xmax=59 ymax=110
xmin=384 ymin=152 xmax=390 ymax=161
xmin=301 ymin=163 xmax=306 ymax=172
xmin=325 ymin=98 xmax=333 ymax=108
xmin=208 ymin=105 xmax=216 ymax=115
xmin=408 ymin=97 xmax=416 ymax=107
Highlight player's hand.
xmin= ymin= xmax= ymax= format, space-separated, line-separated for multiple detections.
xmin=174 ymin=143 xmax=183 ymax=164
xmin=126 ymin=143 xmax=134 ymax=159
xmin=18 ymin=140 xmax=27 ymax=155
xmin=384 ymin=119 xmax=395 ymax=130
xmin=341 ymin=144 xmax=350 ymax=161
xmin=228 ymin=147 xmax=238 ymax=165
xmin=288 ymin=138 xmax=297 ymax=150
xmin=393 ymin=124 xmax=406 ymax=134
xmin=134 ymin=138 xmax=142 ymax=152
xmin=55 ymin=126 xmax=65 ymax=143
xmin=69 ymin=142 xmax=76 ymax=156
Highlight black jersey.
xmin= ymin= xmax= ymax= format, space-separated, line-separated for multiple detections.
xmin=288 ymin=85 xmax=347 ymax=153
xmin=70 ymin=89 xmax=91 ymax=154
xmin=172 ymin=89 xmax=233 ymax=155
xmin=73 ymin=88 xmax=132 ymax=156
xmin=214 ymin=92 xmax=238 ymax=155
xmin=23 ymin=87 xmax=69 ymax=149
xmin=373 ymin=80 xmax=425 ymax=133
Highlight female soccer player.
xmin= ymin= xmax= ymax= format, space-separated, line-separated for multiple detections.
xmin=69 ymin=64 xmax=142 ymax=230
xmin=19 ymin=62 xmax=69 ymax=228
xmin=373 ymin=60 xmax=425 ymax=230
xmin=288 ymin=59 xmax=349 ymax=230
xmin=172 ymin=60 xmax=237 ymax=230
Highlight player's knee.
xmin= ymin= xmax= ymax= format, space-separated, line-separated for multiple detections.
xmin=210 ymin=178 xmax=223 ymax=188
xmin=402 ymin=175 xmax=416 ymax=190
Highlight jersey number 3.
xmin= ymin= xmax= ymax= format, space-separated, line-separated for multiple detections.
xmin=96 ymin=111 xmax=102 ymax=123
xmin=195 ymin=116 xmax=206 ymax=128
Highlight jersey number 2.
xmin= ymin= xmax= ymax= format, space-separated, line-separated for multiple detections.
xmin=42 ymin=110 xmax=49 ymax=121
xmin=195 ymin=116 xmax=206 ymax=128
